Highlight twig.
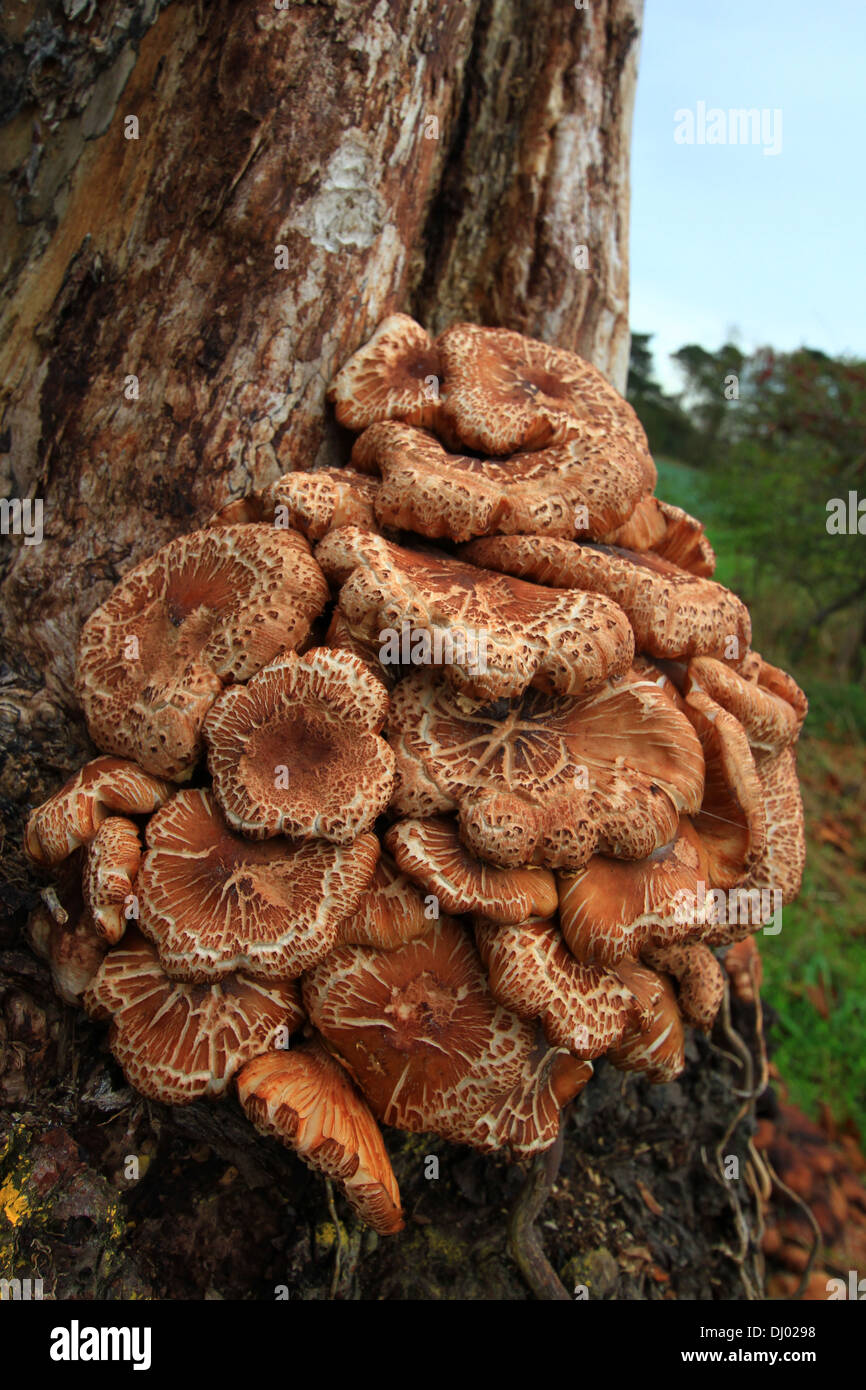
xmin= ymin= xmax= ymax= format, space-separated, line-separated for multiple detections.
xmin=508 ymin=1122 xmax=570 ymax=1301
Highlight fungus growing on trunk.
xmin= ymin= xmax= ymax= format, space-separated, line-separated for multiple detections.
xmin=25 ymin=757 xmax=173 ymax=865
xmin=204 ymin=647 xmax=395 ymax=843
xmin=76 ymin=526 xmax=329 ymax=779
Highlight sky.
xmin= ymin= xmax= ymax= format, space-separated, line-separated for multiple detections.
xmin=629 ymin=0 xmax=866 ymax=391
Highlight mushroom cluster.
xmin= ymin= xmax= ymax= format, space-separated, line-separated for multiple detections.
xmin=24 ymin=315 xmax=807 ymax=1237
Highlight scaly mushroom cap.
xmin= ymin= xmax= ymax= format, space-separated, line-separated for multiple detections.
xmin=356 ymin=421 xmax=651 ymax=543
xmin=83 ymin=816 xmax=142 ymax=945
xmin=76 ymin=526 xmax=329 ymax=779
xmin=83 ymin=929 xmax=303 ymax=1104
xmin=642 ymin=942 xmax=725 ymax=1032
xmin=387 ymin=670 xmax=705 ymax=871
xmin=303 ymin=916 xmax=591 ymax=1156
xmin=607 ymin=972 xmax=686 ymax=1084
xmin=557 ymin=817 xmax=715 ymax=966
xmin=461 ymin=536 xmax=750 ymax=664
xmin=136 ymin=788 xmax=380 ymax=979
xmin=603 ymin=498 xmax=716 ymax=578
xmin=703 ymin=747 xmax=805 ymax=945
xmin=685 ymin=656 xmax=806 ymax=755
xmin=436 ymin=323 xmax=654 ymax=473
xmin=316 ymin=525 xmax=634 ymax=702
xmin=475 ymin=918 xmax=663 ymax=1058
xmin=327 ymin=313 xmax=444 ymax=433
xmin=259 ymin=468 xmax=381 ymax=541
xmin=334 ymin=854 xmax=431 ymax=950
xmin=204 ymin=647 xmax=395 ymax=843
xmin=324 ymin=607 xmax=394 ymax=688
xmin=385 ymin=815 xmax=558 ymax=924
xmin=237 ymin=1041 xmax=404 ymax=1234
xmin=683 ymin=686 xmax=767 ymax=889
xmin=25 ymin=756 xmax=173 ymax=865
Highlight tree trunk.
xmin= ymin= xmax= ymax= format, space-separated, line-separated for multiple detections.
xmin=0 ymin=0 xmax=765 ymax=1301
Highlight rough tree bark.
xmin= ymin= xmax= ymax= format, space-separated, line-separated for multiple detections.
xmin=0 ymin=0 xmax=766 ymax=1300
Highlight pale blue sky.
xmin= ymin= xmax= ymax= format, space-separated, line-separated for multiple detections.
xmin=630 ymin=0 xmax=866 ymax=390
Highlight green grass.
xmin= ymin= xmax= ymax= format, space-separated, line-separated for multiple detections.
xmin=656 ymin=457 xmax=866 ymax=1137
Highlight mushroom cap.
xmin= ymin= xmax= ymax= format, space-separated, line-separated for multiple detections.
xmin=385 ymin=815 xmax=558 ymax=924
xmin=436 ymin=322 xmax=654 ymax=472
xmin=557 ymin=817 xmax=715 ymax=967
xmin=386 ymin=669 xmax=705 ymax=870
xmin=259 ymin=468 xmax=381 ymax=541
xmin=703 ymin=747 xmax=805 ymax=946
xmin=461 ymin=536 xmax=751 ymax=664
xmin=355 ymin=420 xmax=651 ymax=543
xmin=603 ymin=498 xmax=716 ymax=578
xmin=204 ymin=647 xmax=395 ymax=843
xmin=136 ymin=788 xmax=380 ymax=979
xmin=25 ymin=756 xmax=173 ymax=865
xmin=607 ymin=972 xmax=686 ymax=1084
xmin=316 ymin=525 xmax=635 ymax=702
xmin=686 ymin=655 xmax=806 ymax=755
xmin=475 ymin=917 xmax=662 ymax=1058
xmin=83 ymin=929 xmax=303 ymax=1104
xmin=83 ymin=816 xmax=142 ymax=945
xmin=303 ymin=915 xmax=591 ymax=1156
xmin=236 ymin=1041 xmax=404 ymax=1234
xmin=683 ymin=686 xmax=767 ymax=889
xmin=76 ymin=525 xmax=329 ymax=779
xmin=324 ymin=607 xmax=394 ymax=688
xmin=327 ymin=313 xmax=444 ymax=433
xmin=333 ymin=853 xmax=431 ymax=950
xmin=642 ymin=941 xmax=725 ymax=1032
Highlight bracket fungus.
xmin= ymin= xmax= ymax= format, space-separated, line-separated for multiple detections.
xmin=23 ymin=314 xmax=810 ymax=1249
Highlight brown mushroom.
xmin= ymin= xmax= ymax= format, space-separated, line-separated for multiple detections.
xmin=685 ymin=656 xmax=807 ymax=755
xmin=436 ymin=322 xmax=654 ymax=473
xmin=76 ymin=525 xmax=329 ymax=779
xmin=259 ymin=468 xmax=381 ymax=541
xmin=641 ymin=942 xmax=725 ymax=1032
xmin=327 ymin=313 xmax=444 ymax=433
xmin=204 ymin=647 xmax=395 ymax=843
xmin=682 ymin=685 xmax=767 ymax=889
xmin=354 ymin=420 xmax=651 ymax=543
xmin=83 ymin=816 xmax=142 ymax=944
xmin=83 ymin=929 xmax=303 ymax=1104
xmin=303 ymin=915 xmax=591 ymax=1156
xmin=136 ymin=788 xmax=380 ymax=979
xmin=237 ymin=1040 xmax=404 ymax=1234
xmin=475 ymin=917 xmax=663 ymax=1058
xmin=603 ymin=498 xmax=716 ymax=578
xmin=316 ymin=525 xmax=634 ymax=702
xmin=607 ymin=972 xmax=686 ymax=1084
xmin=461 ymin=536 xmax=750 ymax=664
xmin=385 ymin=815 xmax=557 ymax=924
xmin=387 ymin=669 xmax=705 ymax=871
xmin=557 ymin=817 xmax=715 ymax=966
xmin=333 ymin=853 xmax=431 ymax=950
xmin=25 ymin=757 xmax=173 ymax=865
xmin=702 ymin=747 xmax=805 ymax=945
